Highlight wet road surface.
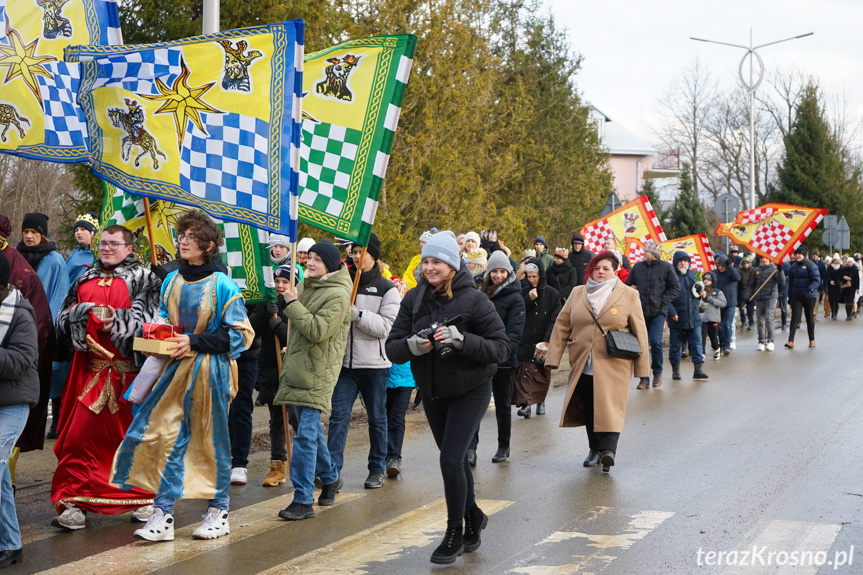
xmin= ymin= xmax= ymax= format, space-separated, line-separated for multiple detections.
xmin=10 ymin=318 xmax=863 ymax=574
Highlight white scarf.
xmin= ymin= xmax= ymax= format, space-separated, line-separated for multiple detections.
xmin=585 ymin=277 xmax=618 ymax=314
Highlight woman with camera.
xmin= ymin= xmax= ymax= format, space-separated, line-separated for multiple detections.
xmin=545 ymin=251 xmax=649 ymax=472
xmin=386 ymin=231 xmax=509 ymax=565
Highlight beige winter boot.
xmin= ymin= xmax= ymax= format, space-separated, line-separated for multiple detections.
xmin=262 ymin=460 xmax=287 ymax=486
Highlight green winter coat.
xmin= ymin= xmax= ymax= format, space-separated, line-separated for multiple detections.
xmin=274 ymin=265 xmax=352 ymax=413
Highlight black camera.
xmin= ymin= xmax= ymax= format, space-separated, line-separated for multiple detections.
xmin=415 ymin=315 xmax=464 ymax=358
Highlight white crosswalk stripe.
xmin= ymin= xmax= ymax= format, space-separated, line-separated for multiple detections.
xmin=32 ymin=493 xmax=364 ymax=575
xmin=258 ymin=498 xmax=513 ymax=574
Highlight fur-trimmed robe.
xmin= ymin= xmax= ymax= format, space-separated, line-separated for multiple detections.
xmin=50 ymin=254 xmax=161 ymax=515
xmin=56 ymin=254 xmax=162 ymax=360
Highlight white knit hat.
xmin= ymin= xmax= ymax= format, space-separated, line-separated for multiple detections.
xmin=297 ymin=237 xmax=315 ymax=253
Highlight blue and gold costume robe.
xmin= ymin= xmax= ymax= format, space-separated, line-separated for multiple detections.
xmin=112 ymin=270 xmax=253 ymax=500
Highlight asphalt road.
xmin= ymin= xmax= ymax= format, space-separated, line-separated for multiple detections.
xmin=10 ymin=316 xmax=863 ymax=574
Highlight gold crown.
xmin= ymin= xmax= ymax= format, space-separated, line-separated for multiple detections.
xmin=555 ymin=248 xmax=569 ymax=258
xmin=75 ymin=213 xmax=99 ymax=229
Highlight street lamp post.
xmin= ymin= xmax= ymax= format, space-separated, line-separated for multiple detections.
xmin=690 ymin=30 xmax=813 ymax=210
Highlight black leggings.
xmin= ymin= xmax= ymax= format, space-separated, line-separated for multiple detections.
xmin=470 ymin=367 xmax=513 ymax=451
xmin=422 ymin=379 xmax=492 ymax=528
xmin=574 ymin=374 xmax=620 ymax=453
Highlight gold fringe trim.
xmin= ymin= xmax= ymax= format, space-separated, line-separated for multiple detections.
xmin=55 ymin=495 xmax=154 ymax=511
xmin=79 ymin=357 xmax=136 ymax=414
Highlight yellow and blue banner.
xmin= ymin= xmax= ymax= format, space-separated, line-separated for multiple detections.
xmin=0 ymin=0 xmax=121 ymax=162
xmin=66 ymin=21 xmax=305 ymax=237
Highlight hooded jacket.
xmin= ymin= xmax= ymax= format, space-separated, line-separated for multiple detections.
xmin=624 ymin=255 xmax=680 ymax=318
xmin=667 ymin=251 xmax=702 ymax=330
xmin=386 ymin=263 xmax=509 ymax=400
xmin=714 ymin=255 xmax=742 ymax=307
xmin=518 ymin=257 xmax=562 ymax=361
xmin=546 ymin=257 xmax=578 ymax=301
xmin=275 ymin=265 xmax=352 ymax=413
xmin=481 ymin=270 xmax=525 ymax=368
xmin=0 ymin=289 xmax=40 ymax=408
xmin=699 ymin=272 xmax=727 ymax=323
xmin=343 ymin=263 xmax=400 ymax=369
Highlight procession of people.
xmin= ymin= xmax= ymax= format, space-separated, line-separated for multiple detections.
xmin=0 ymin=206 xmax=858 ymax=568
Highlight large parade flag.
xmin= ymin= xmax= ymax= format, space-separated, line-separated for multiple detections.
xmin=67 ymin=21 xmax=304 ymax=236
xmin=661 ymin=234 xmax=716 ymax=272
xmin=298 ymin=34 xmax=416 ymax=245
xmin=0 ymin=0 xmax=120 ymax=162
xmin=716 ymin=203 xmax=827 ymax=264
xmin=100 ymin=183 xmax=274 ymax=303
xmin=582 ymin=195 xmax=667 ymax=257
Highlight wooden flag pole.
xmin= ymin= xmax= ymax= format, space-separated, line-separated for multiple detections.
xmin=748 ymin=267 xmax=778 ymax=302
xmin=350 ymin=246 xmax=367 ymax=306
xmin=278 ymin=239 xmax=300 ymax=480
xmin=142 ymin=198 xmax=158 ymax=266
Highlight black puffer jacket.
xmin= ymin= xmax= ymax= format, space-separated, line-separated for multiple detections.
xmin=625 ymin=257 xmax=680 ymax=318
xmin=481 ymin=271 xmax=525 ymax=368
xmin=748 ymin=263 xmax=785 ymax=302
xmin=546 ymin=258 xmax=578 ymax=301
xmin=386 ymin=263 xmax=510 ymax=400
xmin=518 ymin=257 xmax=561 ymax=361
xmin=0 ymin=290 xmax=40 ymax=408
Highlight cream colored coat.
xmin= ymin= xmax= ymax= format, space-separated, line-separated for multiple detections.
xmin=545 ymin=282 xmax=649 ymax=431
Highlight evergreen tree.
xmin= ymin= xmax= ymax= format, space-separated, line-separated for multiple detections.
xmin=774 ymin=82 xmax=863 ymax=250
xmin=666 ymin=162 xmax=708 ymax=238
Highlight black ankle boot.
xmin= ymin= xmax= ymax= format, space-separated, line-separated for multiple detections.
xmin=430 ymin=524 xmax=464 ymax=564
xmin=671 ymin=363 xmax=681 ymax=380
xmin=463 ymin=505 xmax=488 ymax=552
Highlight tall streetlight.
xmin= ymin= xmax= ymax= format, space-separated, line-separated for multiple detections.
xmin=690 ymin=30 xmax=813 ymax=209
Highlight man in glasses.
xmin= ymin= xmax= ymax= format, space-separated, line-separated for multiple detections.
xmin=51 ymin=225 xmax=162 ymax=530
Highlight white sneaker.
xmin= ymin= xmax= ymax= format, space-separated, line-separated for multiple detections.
xmin=134 ymin=508 xmax=174 ymax=541
xmin=757 ymin=343 xmax=766 ymax=351
xmin=712 ymin=349 xmax=720 ymax=360
xmin=51 ymin=503 xmax=86 ymax=530
xmin=729 ymin=342 xmax=736 ymax=350
xmin=131 ymin=504 xmax=155 ymax=523
xmin=192 ymin=507 xmax=230 ymax=540
xmin=230 ymin=467 xmax=248 ymax=485
xmin=766 ymin=342 xmax=775 ymax=352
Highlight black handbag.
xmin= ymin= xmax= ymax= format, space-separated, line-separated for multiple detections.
xmin=586 ymin=306 xmax=642 ymax=360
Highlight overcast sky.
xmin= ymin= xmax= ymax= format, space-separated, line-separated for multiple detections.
xmin=545 ymin=0 xmax=863 ymax=151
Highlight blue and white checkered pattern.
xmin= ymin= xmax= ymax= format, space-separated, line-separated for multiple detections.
xmin=37 ymin=62 xmax=87 ymax=147
xmin=92 ymin=48 xmax=183 ymax=95
xmin=179 ymin=112 xmax=271 ymax=213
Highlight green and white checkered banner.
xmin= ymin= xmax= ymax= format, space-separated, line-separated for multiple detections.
xmin=298 ymin=35 xmax=417 ymax=245
xmin=101 ymin=182 xmax=274 ymax=303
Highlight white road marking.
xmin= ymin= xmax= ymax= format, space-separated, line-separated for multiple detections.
xmin=32 ymin=492 xmax=363 ymax=575
xmin=511 ymin=509 xmax=675 ymax=574
xmin=716 ymin=519 xmax=843 ymax=575
xmin=258 ymin=498 xmax=514 ymax=575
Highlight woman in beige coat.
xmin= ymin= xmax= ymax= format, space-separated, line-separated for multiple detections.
xmin=545 ymin=251 xmax=649 ymax=472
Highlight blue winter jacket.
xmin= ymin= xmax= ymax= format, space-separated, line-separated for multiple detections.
xmin=667 ymin=251 xmax=702 ymax=330
xmin=387 ymin=361 xmax=415 ymax=389
xmin=715 ymin=256 xmax=742 ymax=307
xmin=787 ymin=258 xmax=821 ymax=299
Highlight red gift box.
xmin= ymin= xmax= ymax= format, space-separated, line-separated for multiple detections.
xmin=142 ymin=323 xmax=183 ymax=341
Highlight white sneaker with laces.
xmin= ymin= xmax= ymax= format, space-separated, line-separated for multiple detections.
xmin=766 ymin=342 xmax=775 ymax=352
xmin=230 ymin=467 xmax=248 ymax=485
xmin=192 ymin=507 xmax=230 ymax=540
xmin=134 ymin=508 xmax=174 ymax=541
xmin=131 ymin=504 xmax=155 ymax=523
xmin=51 ymin=503 xmax=86 ymax=530
xmin=757 ymin=343 xmax=766 ymax=351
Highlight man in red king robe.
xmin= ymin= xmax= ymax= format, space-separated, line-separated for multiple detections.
xmin=51 ymin=225 xmax=162 ymax=529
